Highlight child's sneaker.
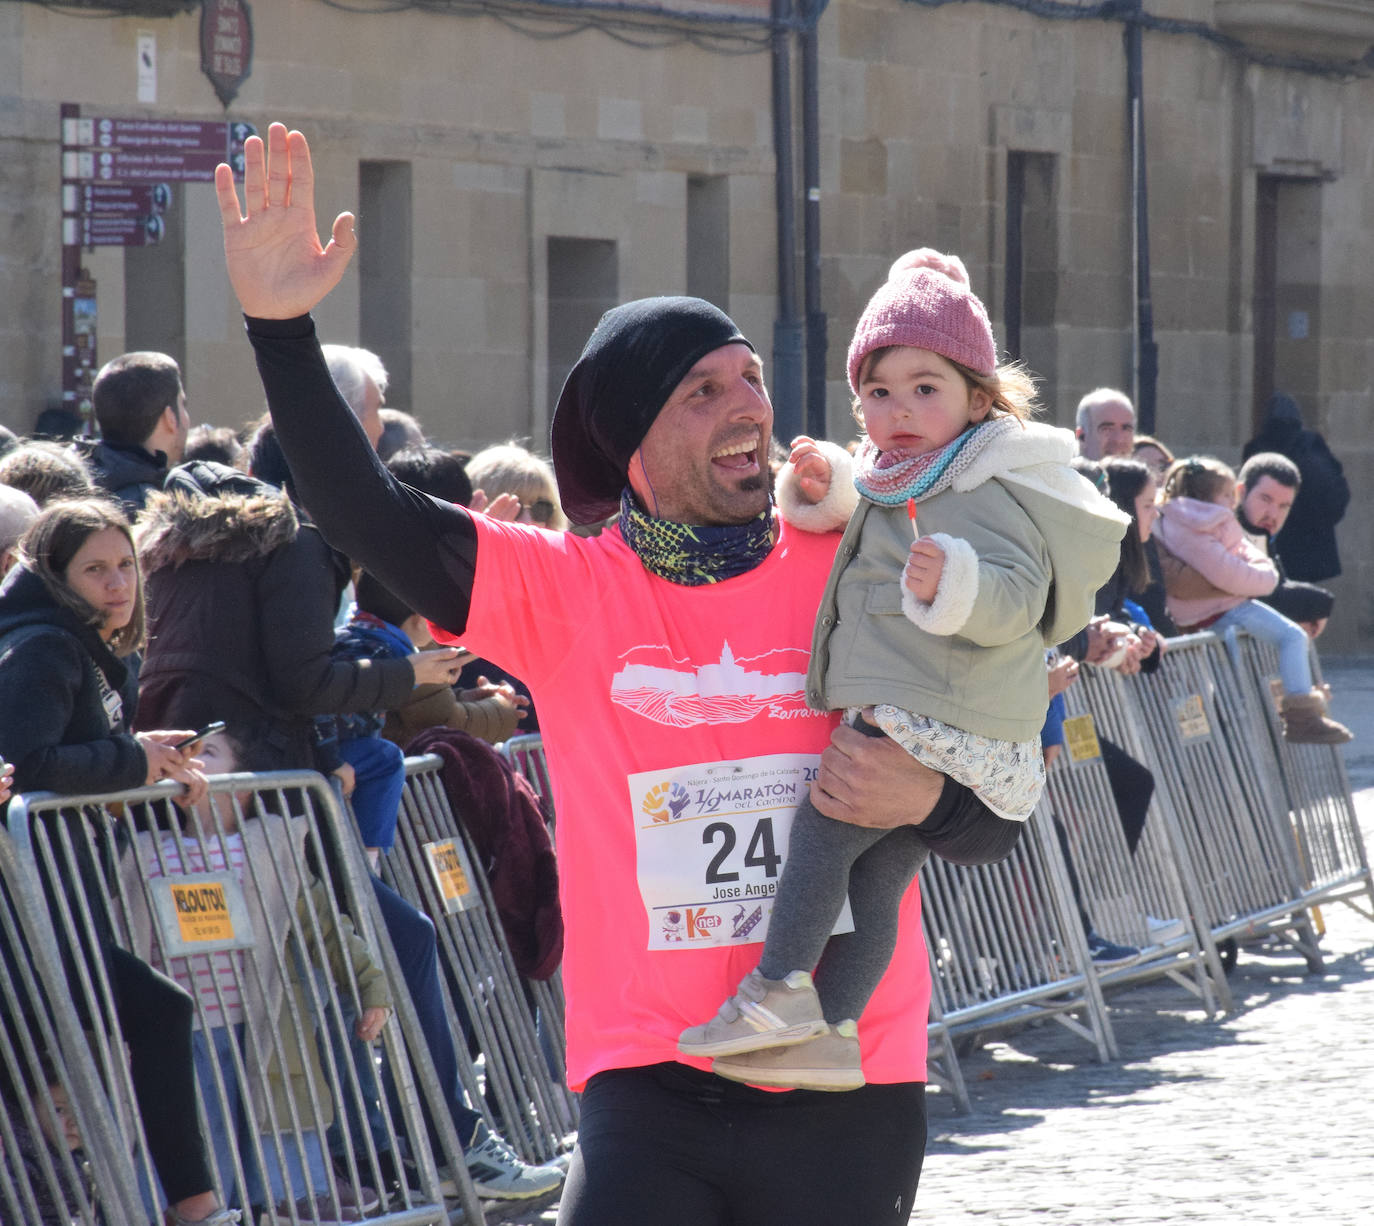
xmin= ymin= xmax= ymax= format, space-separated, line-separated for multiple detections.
xmin=678 ymin=969 xmax=828 ymax=1058
xmin=711 ymin=1019 xmax=864 ymax=1091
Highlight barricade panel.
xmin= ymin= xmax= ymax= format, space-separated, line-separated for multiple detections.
xmin=925 ymin=994 xmax=971 ymax=1115
xmin=0 ymin=826 xmax=149 ymax=1225
xmin=382 ymin=756 xmax=577 ymax=1171
xmin=920 ymin=810 xmax=1116 ymax=1062
xmin=499 ymin=735 xmax=555 ymax=828
xmin=1061 ymin=665 xmax=1224 ymax=1011
xmin=1233 ymin=633 xmax=1373 ymax=917
xmin=8 ymin=774 xmax=449 ymax=1226
xmin=1103 ymin=634 xmax=1329 ymax=966
xmin=495 ymin=733 xmax=572 ymax=1117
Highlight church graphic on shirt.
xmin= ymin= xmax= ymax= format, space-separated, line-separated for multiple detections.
xmin=610 ymin=641 xmax=813 ymax=727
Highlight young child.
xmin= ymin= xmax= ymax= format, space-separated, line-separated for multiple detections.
xmin=1 ymin=1062 xmax=100 ymax=1226
xmin=316 ymin=570 xmax=528 ymax=868
xmin=1153 ymin=455 xmax=1351 ymax=744
xmin=121 ymin=727 xmax=389 ymax=1224
xmin=680 ymin=249 xmax=1128 ymax=1089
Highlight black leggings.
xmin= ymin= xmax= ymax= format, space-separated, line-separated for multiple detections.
xmin=558 ymin=1062 xmax=926 ymax=1226
xmin=109 ymin=945 xmax=214 ymax=1204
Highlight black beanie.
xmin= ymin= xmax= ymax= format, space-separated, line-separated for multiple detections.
xmin=550 ymin=296 xmax=753 ymax=525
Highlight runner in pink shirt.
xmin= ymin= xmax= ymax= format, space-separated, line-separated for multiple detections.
xmin=215 ymin=123 xmax=1023 ymax=1226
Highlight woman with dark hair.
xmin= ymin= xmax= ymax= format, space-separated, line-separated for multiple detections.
xmin=1100 ymin=457 xmax=1161 ymax=622
xmin=0 ymin=496 xmax=238 ymax=1226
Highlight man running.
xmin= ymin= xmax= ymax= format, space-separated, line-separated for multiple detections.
xmin=215 ymin=124 xmax=1021 ymax=1225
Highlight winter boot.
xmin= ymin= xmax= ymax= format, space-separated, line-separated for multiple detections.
xmin=1279 ymin=689 xmax=1353 ymax=745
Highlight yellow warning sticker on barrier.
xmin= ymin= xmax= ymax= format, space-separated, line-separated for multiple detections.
xmin=1174 ymin=694 xmax=1211 ymax=740
xmin=171 ymin=881 xmax=235 ymax=942
xmin=423 ymin=839 xmax=478 ymax=915
xmin=150 ymin=873 xmax=255 ymax=956
xmin=1063 ymin=714 xmax=1101 ymax=764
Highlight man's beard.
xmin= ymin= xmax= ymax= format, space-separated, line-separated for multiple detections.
xmin=1236 ymin=505 xmax=1269 ymax=538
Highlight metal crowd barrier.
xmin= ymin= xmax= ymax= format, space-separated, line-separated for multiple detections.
xmin=382 ymin=756 xmax=577 ymax=1171
xmin=922 ymin=629 xmax=1369 ymax=1100
xmin=1121 ymin=634 xmax=1327 ymax=971
xmin=1063 ymin=661 xmax=1229 ymax=1011
xmin=920 ymin=806 xmax=1118 ymax=1065
xmin=498 ymin=735 xmax=555 ymax=827
xmin=495 ymin=733 xmax=572 ymax=1101
xmin=1231 ymin=633 xmax=1374 ymax=931
xmin=7 ymin=773 xmax=450 ymax=1226
xmin=924 ymin=995 xmax=971 ymax=1114
xmin=0 ymin=825 xmax=149 ymax=1224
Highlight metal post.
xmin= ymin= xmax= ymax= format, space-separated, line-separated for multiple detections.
xmin=801 ymin=1 xmax=828 ymax=439
xmin=1125 ymin=4 xmax=1158 ymax=434
xmin=771 ymin=0 xmax=804 ymax=443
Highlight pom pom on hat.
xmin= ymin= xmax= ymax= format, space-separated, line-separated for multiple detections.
xmin=887 ymin=248 xmax=970 ymax=286
xmin=847 ymin=248 xmax=997 ymax=393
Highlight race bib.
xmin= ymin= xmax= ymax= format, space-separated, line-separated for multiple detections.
xmin=632 ymin=752 xmax=853 ymax=951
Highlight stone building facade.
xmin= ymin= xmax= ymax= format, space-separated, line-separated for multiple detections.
xmin=1 ymin=0 xmax=1371 ymax=647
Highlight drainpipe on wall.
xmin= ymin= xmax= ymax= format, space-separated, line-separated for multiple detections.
xmin=1125 ymin=1 xmax=1158 ymax=434
xmin=772 ymin=0 xmax=805 ymax=443
xmin=801 ymin=1 xmax=828 ymax=438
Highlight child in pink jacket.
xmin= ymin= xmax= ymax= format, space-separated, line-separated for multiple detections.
xmin=1154 ymin=455 xmax=1350 ymax=744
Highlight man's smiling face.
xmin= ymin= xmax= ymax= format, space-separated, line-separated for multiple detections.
xmin=628 ymin=343 xmax=773 ymax=525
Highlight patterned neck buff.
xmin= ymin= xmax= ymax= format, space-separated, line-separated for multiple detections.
xmin=618 ymin=489 xmax=775 ymax=586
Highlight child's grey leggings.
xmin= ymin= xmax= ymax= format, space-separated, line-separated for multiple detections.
xmin=757 ymin=721 xmax=933 ymax=1023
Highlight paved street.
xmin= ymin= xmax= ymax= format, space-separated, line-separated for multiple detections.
xmin=502 ymin=658 xmax=1374 ymax=1225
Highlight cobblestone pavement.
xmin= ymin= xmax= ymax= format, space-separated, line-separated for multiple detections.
xmin=497 ymin=659 xmax=1374 ymax=1226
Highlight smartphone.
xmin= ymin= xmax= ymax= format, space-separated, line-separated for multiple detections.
xmin=173 ymin=721 xmax=226 ymax=751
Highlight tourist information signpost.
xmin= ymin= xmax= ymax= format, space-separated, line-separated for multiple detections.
xmin=58 ymin=104 xmax=253 ymax=416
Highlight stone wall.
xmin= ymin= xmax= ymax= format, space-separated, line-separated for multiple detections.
xmin=3 ymin=0 xmax=1371 ymax=647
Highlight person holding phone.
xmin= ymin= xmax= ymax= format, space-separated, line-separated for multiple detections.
xmin=0 ymin=497 xmax=237 ymax=1226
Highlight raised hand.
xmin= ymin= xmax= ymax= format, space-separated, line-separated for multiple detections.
xmin=214 ymin=123 xmax=356 ymax=319
xmin=468 ymin=488 xmax=522 ymax=522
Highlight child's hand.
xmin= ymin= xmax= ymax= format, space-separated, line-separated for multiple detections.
xmin=904 ymin=537 xmax=946 ymax=604
xmin=355 ymin=1006 xmax=390 ymax=1042
xmin=331 ymin=762 xmax=356 ymax=797
xmin=1047 ymin=654 xmax=1079 ymax=697
xmin=788 ymin=435 xmax=832 ymax=505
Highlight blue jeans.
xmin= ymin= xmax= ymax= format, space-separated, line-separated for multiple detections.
xmin=338 ymin=736 xmax=405 ymax=851
xmin=1212 ymin=598 xmax=1311 ymax=694
xmin=193 ymin=1024 xmax=331 ymax=1211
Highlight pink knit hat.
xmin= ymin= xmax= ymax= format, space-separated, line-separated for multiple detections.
xmin=846 ymin=249 xmax=998 ymax=393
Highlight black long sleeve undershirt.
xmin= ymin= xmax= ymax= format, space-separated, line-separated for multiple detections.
xmin=247 ymin=314 xmax=477 ymax=636
xmin=245 ymin=314 xmax=1020 ymax=867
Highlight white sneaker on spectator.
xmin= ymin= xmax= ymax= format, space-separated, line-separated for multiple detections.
xmin=457 ymin=1129 xmax=564 ymax=1200
xmin=164 ymin=1208 xmax=241 ymax=1226
xmin=1145 ymin=915 xmax=1187 ymax=943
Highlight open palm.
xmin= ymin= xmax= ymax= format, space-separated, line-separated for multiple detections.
xmin=215 ymin=123 xmax=356 ymax=319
